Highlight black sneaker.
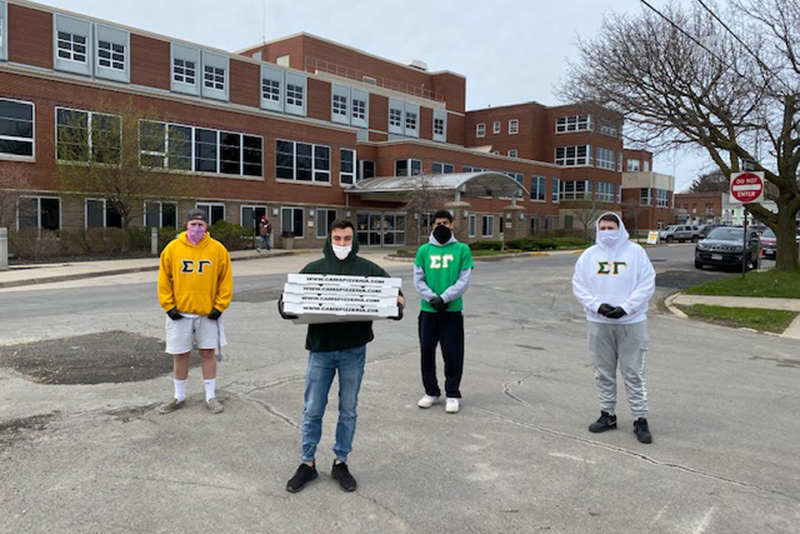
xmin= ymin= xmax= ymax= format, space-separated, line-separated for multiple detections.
xmin=634 ymin=418 xmax=652 ymax=444
xmin=286 ymin=463 xmax=317 ymax=493
xmin=588 ymin=411 xmax=618 ymax=433
xmin=331 ymin=461 xmax=357 ymax=492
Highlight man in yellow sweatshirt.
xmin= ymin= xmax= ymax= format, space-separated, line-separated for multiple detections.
xmin=157 ymin=208 xmax=232 ymax=414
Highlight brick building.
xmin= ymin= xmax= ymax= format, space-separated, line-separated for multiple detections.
xmin=674 ymin=192 xmax=725 ymax=224
xmin=0 ymin=0 xmax=663 ymax=247
xmin=620 ymin=149 xmax=676 ymax=233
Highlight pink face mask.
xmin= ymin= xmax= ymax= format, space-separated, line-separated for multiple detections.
xmin=187 ymin=225 xmax=207 ymax=245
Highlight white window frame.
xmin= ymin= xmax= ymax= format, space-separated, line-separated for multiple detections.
xmin=144 ymin=200 xmax=178 ymax=229
xmin=481 ymin=215 xmax=494 ymax=237
xmin=432 ymin=162 xmax=454 ymax=174
xmin=54 ymin=14 xmax=92 ymax=77
xmin=17 ymin=195 xmax=61 ymax=231
xmin=596 ymin=147 xmax=616 ymax=171
xmin=644 ymin=160 xmax=651 ymax=172
xmin=275 ymin=139 xmax=331 ymax=184
xmin=492 ymin=121 xmax=501 ymax=134
xmin=0 ymin=1 xmax=7 ymax=62
xmin=508 ymin=119 xmax=519 ymax=135
xmin=388 ymin=98 xmax=404 ymax=135
xmin=351 ymin=88 xmax=369 ymax=128
xmin=395 ymin=158 xmax=422 ymax=177
xmin=94 ymin=24 xmax=130 ymax=83
xmin=0 ymin=98 xmax=36 ymax=161
xmin=281 ymin=206 xmax=304 ymax=238
xmin=560 ymin=180 xmax=592 ymax=201
xmin=285 ymin=72 xmax=307 ymax=116
xmin=260 ymin=65 xmax=284 ymax=112
xmin=239 ymin=204 xmax=267 ymax=233
xmin=531 ymin=175 xmax=546 ymax=202
xmin=316 ymin=208 xmax=337 ymax=238
xmin=171 ymin=43 xmax=201 ymax=96
xmin=332 ymin=84 xmax=350 ymax=125
xmin=555 ymin=114 xmax=592 ymax=133
xmin=627 ymin=159 xmax=641 ymax=172
xmin=508 ymin=149 xmax=518 ymax=158
xmin=552 ymin=177 xmax=560 ymax=203
xmin=340 ymin=148 xmax=356 ymax=185
xmin=85 ymin=197 xmax=107 ymax=228
xmin=201 ymin=50 xmax=229 ymax=101
xmin=196 ymin=202 xmax=226 ymax=225
xmin=596 ymin=182 xmax=615 ymax=203
xmin=468 ymin=214 xmax=476 ymax=238
xmin=476 ymin=123 xmax=486 ymax=138
xmin=555 ymin=145 xmax=592 ymax=167
xmin=656 ymin=189 xmax=669 ymax=208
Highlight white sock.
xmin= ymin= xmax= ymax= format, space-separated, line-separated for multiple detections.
xmin=204 ymin=379 xmax=216 ymax=402
xmin=173 ymin=379 xmax=187 ymax=402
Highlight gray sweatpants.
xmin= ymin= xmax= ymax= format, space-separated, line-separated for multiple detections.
xmin=587 ymin=321 xmax=649 ymax=419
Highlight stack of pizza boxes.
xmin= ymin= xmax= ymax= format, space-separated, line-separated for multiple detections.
xmin=282 ymin=274 xmax=401 ymax=324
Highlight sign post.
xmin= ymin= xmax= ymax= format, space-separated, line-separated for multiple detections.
xmin=729 ymin=172 xmax=765 ymax=278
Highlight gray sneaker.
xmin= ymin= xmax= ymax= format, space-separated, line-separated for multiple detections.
xmin=206 ymin=398 xmax=224 ymax=414
xmin=158 ymin=398 xmax=185 ymax=415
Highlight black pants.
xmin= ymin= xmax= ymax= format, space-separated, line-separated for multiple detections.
xmin=419 ymin=311 xmax=465 ymax=398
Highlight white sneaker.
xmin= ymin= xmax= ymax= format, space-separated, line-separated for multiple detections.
xmin=418 ymin=395 xmax=440 ymax=409
xmin=445 ymin=398 xmax=460 ymax=413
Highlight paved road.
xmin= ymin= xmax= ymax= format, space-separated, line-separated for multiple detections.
xmin=0 ymin=245 xmax=797 ymax=534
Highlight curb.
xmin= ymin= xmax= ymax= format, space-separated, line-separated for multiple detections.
xmin=0 ymin=249 xmax=307 ymax=289
xmin=664 ymin=293 xmax=689 ymax=319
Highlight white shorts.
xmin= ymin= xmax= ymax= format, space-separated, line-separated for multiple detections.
xmin=165 ymin=314 xmax=228 ymax=355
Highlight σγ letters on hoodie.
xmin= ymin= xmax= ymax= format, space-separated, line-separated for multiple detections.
xmin=572 ymin=212 xmax=656 ymax=325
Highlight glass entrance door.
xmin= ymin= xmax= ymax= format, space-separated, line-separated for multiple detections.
xmin=357 ymin=212 xmax=407 ymax=246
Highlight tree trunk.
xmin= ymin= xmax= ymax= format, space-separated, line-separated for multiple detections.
xmin=774 ymin=202 xmax=798 ymax=271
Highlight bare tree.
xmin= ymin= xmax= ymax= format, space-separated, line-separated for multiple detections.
xmin=569 ymin=200 xmax=601 ymax=238
xmin=56 ymin=98 xmax=201 ymax=229
xmin=622 ymin=197 xmax=645 ymax=240
xmin=562 ymin=0 xmax=800 ymax=270
xmin=403 ymin=174 xmax=450 ymax=245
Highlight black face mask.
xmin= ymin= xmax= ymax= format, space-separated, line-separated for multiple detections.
xmin=433 ymin=225 xmax=452 ymax=244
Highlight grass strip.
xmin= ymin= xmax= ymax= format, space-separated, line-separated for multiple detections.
xmin=676 ymin=304 xmax=798 ymax=334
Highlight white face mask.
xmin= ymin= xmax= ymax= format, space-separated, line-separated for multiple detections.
xmin=598 ymin=230 xmax=620 ymax=248
xmin=332 ymin=244 xmax=352 ymax=260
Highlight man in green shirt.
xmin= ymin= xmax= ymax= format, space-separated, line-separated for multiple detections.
xmin=414 ymin=209 xmax=474 ymax=414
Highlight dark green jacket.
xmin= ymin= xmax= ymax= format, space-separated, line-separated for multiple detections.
xmin=300 ymin=234 xmax=392 ymax=352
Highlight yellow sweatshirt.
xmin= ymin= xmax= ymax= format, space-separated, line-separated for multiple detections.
xmin=158 ymin=231 xmax=232 ymax=315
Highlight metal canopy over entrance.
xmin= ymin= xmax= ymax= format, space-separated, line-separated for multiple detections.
xmin=345 ymin=172 xmax=529 ymax=202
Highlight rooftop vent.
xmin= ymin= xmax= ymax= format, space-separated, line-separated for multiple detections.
xmin=407 ymin=59 xmax=428 ymax=71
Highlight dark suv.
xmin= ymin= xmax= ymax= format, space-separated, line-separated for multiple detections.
xmin=695 ymin=227 xmax=761 ymax=270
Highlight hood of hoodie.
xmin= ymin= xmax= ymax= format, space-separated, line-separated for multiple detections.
xmin=177 ymin=230 xmax=211 ymax=248
xmin=322 ymin=231 xmax=361 ymax=264
xmin=428 ymin=230 xmax=459 ymax=247
xmin=594 ymin=212 xmax=630 ymax=251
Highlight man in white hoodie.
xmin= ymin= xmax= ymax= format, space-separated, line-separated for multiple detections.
xmin=572 ymin=212 xmax=656 ymax=444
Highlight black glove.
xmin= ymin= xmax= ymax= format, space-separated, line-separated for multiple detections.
xmin=278 ymin=296 xmax=299 ymax=320
xmin=391 ymin=302 xmax=405 ymax=321
xmin=597 ymin=303 xmax=615 ymax=317
xmin=605 ymin=306 xmax=627 ymax=319
xmin=167 ymin=307 xmax=183 ymax=321
xmin=208 ymin=307 xmax=222 ymax=321
xmin=429 ymin=296 xmax=448 ymax=313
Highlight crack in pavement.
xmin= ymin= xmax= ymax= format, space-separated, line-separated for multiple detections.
xmin=111 ymin=473 xmax=243 ymax=492
xmin=502 ymin=373 xmax=534 ymax=406
xmin=475 ymin=408 xmax=800 ymax=504
xmin=239 ymin=396 xmax=300 ymax=429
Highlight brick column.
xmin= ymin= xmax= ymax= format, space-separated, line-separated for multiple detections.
xmin=444 ymin=200 xmax=472 ymax=243
xmin=502 ymin=204 xmax=526 ymax=241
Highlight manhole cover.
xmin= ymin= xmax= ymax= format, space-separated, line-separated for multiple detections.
xmin=0 ymin=331 xmax=196 ymax=385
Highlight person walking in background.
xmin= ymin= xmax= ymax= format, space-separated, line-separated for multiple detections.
xmin=414 ymin=209 xmax=474 ymax=414
xmin=157 ymin=208 xmax=233 ymax=415
xmin=572 ymin=212 xmax=656 ymax=444
xmin=258 ymin=215 xmax=272 ymax=252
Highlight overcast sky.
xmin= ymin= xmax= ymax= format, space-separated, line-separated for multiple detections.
xmin=36 ymin=0 xmax=710 ymax=190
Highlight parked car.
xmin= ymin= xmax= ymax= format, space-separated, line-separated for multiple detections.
xmin=698 ymin=224 xmax=725 ymax=239
xmin=695 ymin=227 xmax=761 ymax=270
xmin=759 ymin=228 xmax=800 ymax=260
xmin=659 ymin=225 xmax=700 ymax=243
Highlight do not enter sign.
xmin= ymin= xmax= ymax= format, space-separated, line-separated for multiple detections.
xmin=730 ymin=172 xmax=764 ymax=204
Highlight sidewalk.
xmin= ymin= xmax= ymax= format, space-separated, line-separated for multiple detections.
xmin=666 ymin=293 xmax=800 ymax=339
xmin=0 ymin=249 xmax=303 ymax=289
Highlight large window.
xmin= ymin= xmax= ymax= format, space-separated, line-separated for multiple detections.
xmin=139 ymin=120 xmax=262 ymax=176
xmin=56 ymin=108 xmax=121 ymax=164
xmin=340 ymin=148 xmax=356 ymax=185
xmin=627 ymin=159 xmax=641 ymax=172
xmin=18 ymin=197 xmax=60 ymax=230
xmin=432 ymin=162 xmax=454 ymax=174
xmin=560 ymin=180 xmax=592 ymax=201
xmin=476 ymin=123 xmax=486 ymax=138
xmin=316 ymin=208 xmax=337 ymax=238
xmin=333 ymin=93 xmax=348 ymax=119
xmin=196 ymin=202 xmax=225 ymax=225
xmin=656 ymin=189 xmax=669 ymax=207
xmin=57 ymin=31 xmax=87 ymax=64
xmin=359 ymin=160 xmax=375 ymax=181
xmin=85 ymin=198 xmax=122 ymax=228
xmin=144 ymin=200 xmax=177 ymax=228
xmin=556 ymin=115 xmax=591 ymax=133
xmin=481 ymin=215 xmax=494 ymax=237
xmin=286 ymin=82 xmax=304 ymax=108
xmin=276 ymin=140 xmax=330 ymax=183
xmin=395 ymin=159 xmax=421 ymax=176
xmin=94 ymin=23 xmax=131 ymax=83
xmin=241 ymin=205 xmax=266 ymax=233
xmin=596 ymin=147 xmax=616 ymax=171
xmin=552 ymin=177 xmax=560 ymax=203
xmin=0 ymin=99 xmax=34 ymax=158
xmin=596 ymin=182 xmax=615 ymax=202
xmin=555 ymin=145 xmax=591 ymax=166
xmin=640 ymin=188 xmax=652 ymax=206
xmin=352 ymin=95 xmax=367 ymax=121
xmin=174 ymin=58 xmax=196 ymax=85
xmin=508 ymin=119 xmax=519 ymax=135
xmin=97 ymin=40 xmax=124 ymax=72
xmin=281 ymin=207 xmax=304 ymax=237
xmin=531 ymin=175 xmax=546 ymax=201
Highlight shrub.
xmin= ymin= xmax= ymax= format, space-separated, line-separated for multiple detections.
xmin=468 ymin=241 xmax=504 ymax=251
xmin=83 ymin=227 xmax=131 ymax=255
xmin=507 ymin=238 xmax=559 ymax=251
xmin=210 ymin=220 xmax=252 ymax=251
xmin=8 ymin=228 xmax=61 ymax=260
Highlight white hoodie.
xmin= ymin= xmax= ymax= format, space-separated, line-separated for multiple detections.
xmin=572 ymin=212 xmax=656 ymax=325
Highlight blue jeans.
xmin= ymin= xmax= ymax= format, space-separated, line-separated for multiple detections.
xmin=301 ymin=345 xmax=366 ymax=463
xmin=258 ymin=235 xmax=271 ymax=250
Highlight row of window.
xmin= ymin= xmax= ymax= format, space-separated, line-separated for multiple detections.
xmin=475 ymin=119 xmax=518 ymax=138
xmin=555 ymin=115 xmax=622 ymax=138
xmin=640 ymin=188 xmax=671 ymax=207
xmin=559 ymin=180 xmax=622 ymax=203
xmin=627 ymin=159 xmax=651 ymax=172
xmin=555 ymin=145 xmax=627 ymax=171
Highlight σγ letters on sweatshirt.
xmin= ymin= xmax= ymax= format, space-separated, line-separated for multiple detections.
xmin=415 ymin=241 xmax=474 ymax=312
